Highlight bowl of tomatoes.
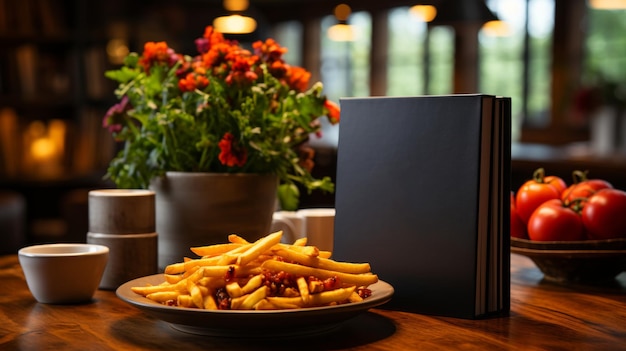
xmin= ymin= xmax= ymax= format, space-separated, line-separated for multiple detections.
xmin=511 ymin=168 xmax=626 ymax=284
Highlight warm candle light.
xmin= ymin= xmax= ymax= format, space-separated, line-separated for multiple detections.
xmin=24 ymin=119 xmax=66 ymax=178
xmin=106 ymin=39 xmax=129 ymax=65
xmin=30 ymin=137 xmax=56 ymax=161
xmin=48 ymin=119 xmax=66 ymax=156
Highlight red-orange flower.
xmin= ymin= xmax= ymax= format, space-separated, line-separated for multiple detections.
xmin=204 ymin=26 xmax=227 ymax=46
xmin=253 ymin=38 xmax=287 ymax=63
xmin=218 ymin=132 xmax=247 ymax=167
xmin=178 ymin=73 xmax=209 ymax=92
xmin=225 ymin=55 xmax=258 ymax=86
xmin=324 ymin=100 xmax=341 ymax=124
xmin=196 ymin=26 xmax=230 ymax=55
xmin=139 ymin=41 xmax=178 ymax=71
xmin=268 ymin=60 xmax=288 ymax=80
xmin=201 ymin=42 xmax=237 ymax=69
xmin=285 ymin=66 xmax=311 ymax=92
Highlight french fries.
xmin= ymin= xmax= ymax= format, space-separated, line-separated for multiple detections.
xmin=131 ymin=230 xmax=378 ymax=310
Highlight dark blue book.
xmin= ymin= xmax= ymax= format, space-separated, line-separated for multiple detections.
xmin=333 ymin=94 xmax=511 ymax=319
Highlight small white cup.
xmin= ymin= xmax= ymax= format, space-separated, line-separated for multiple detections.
xmin=271 ymin=208 xmax=335 ymax=252
xmin=18 ymin=243 xmax=109 ymax=304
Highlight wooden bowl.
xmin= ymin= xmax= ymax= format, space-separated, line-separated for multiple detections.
xmin=511 ymin=237 xmax=626 ymax=284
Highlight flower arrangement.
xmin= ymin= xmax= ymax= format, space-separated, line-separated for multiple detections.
xmin=102 ymin=26 xmax=340 ymax=210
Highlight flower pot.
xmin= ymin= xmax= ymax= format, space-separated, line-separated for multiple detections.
xmin=150 ymin=172 xmax=278 ymax=269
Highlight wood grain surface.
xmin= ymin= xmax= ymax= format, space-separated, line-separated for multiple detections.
xmin=1 ymin=254 xmax=625 ymax=350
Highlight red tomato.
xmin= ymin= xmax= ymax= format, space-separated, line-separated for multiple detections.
xmin=581 ymin=188 xmax=626 ymax=240
xmin=515 ymin=168 xmax=565 ymax=224
xmin=527 ymin=199 xmax=585 ymax=241
xmin=561 ymin=170 xmax=613 ymax=204
xmin=510 ymin=192 xmax=528 ymax=239
xmin=544 ymin=175 xmax=567 ymax=195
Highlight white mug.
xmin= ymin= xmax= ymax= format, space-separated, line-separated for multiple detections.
xmin=271 ymin=208 xmax=335 ymax=252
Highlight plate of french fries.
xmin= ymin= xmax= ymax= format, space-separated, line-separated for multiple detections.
xmin=116 ymin=231 xmax=393 ymax=337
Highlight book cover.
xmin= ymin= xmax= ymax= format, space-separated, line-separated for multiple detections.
xmin=333 ymin=94 xmax=511 ymax=319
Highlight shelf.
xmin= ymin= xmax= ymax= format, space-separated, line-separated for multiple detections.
xmin=0 ymin=95 xmax=76 ymax=109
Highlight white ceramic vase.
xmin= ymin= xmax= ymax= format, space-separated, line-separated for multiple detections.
xmin=590 ymin=106 xmax=626 ymax=156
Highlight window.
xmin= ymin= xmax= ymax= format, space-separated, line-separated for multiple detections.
xmin=320 ymin=11 xmax=372 ymax=102
xmin=387 ymin=8 xmax=454 ymax=96
xmin=387 ymin=8 xmax=425 ymax=96
xmin=583 ymin=8 xmax=626 ymax=87
xmin=480 ymin=0 xmax=555 ymax=141
xmin=524 ymin=0 xmax=554 ymax=129
xmin=272 ymin=21 xmax=303 ymax=66
xmin=304 ymin=2 xmax=626 ymax=146
xmin=427 ymin=26 xmax=455 ymax=95
xmin=317 ymin=11 xmax=372 ymax=147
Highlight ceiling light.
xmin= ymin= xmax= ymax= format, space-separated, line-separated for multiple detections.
xmin=588 ymin=0 xmax=626 ymax=9
xmin=213 ymin=0 xmax=257 ymax=34
xmin=481 ymin=19 xmax=511 ymax=37
xmin=333 ymin=4 xmax=352 ymax=21
xmin=223 ymin=0 xmax=249 ymax=12
xmin=328 ymin=4 xmax=356 ymax=42
xmin=409 ymin=5 xmax=438 ymax=22
xmin=213 ymin=14 xmax=257 ymax=34
xmin=328 ymin=23 xmax=355 ymax=42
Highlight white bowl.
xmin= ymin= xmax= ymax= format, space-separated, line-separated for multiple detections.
xmin=18 ymin=243 xmax=109 ymax=304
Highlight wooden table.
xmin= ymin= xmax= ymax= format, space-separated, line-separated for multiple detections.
xmin=1 ymin=254 xmax=625 ymax=350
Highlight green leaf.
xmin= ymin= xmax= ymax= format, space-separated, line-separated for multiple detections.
xmin=124 ymin=53 xmax=140 ymax=67
xmin=105 ymin=66 xmax=140 ymax=83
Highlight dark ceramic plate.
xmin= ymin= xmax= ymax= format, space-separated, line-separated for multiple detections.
xmin=117 ymin=274 xmax=394 ymax=338
xmin=511 ymin=237 xmax=626 ymax=284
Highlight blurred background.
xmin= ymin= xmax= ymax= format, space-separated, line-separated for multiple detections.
xmin=1 ymin=0 xmax=625 ymax=250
